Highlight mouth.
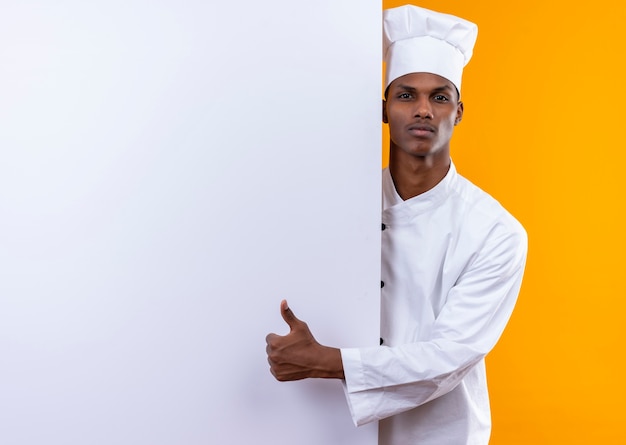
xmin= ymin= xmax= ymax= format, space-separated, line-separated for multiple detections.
xmin=407 ymin=124 xmax=435 ymax=137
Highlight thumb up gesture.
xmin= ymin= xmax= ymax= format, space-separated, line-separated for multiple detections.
xmin=266 ymin=300 xmax=344 ymax=381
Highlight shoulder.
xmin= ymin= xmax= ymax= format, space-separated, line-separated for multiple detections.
xmin=449 ymin=174 xmax=527 ymax=249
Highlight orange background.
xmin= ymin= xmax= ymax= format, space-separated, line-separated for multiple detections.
xmin=382 ymin=1 xmax=626 ymax=443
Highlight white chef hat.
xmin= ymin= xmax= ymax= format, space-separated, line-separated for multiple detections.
xmin=383 ymin=5 xmax=478 ymax=93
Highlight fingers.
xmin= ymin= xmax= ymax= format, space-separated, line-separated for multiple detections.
xmin=265 ymin=333 xmax=277 ymax=347
xmin=266 ymin=300 xmax=321 ymax=381
xmin=280 ymin=299 xmax=300 ymax=329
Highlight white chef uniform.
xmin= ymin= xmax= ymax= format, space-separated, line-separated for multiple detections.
xmin=341 ymin=164 xmax=527 ymax=444
xmin=337 ymin=5 xmax=527 ymax=444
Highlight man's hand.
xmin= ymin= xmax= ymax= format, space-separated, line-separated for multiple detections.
xmin=266 ymin=300 xmax=344 ymax=381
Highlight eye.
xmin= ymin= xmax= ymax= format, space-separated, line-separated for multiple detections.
xmin=397 ymin=92 xmax=413 ymax=100
xmin=433 ymin=94 xmax=450 ymax=102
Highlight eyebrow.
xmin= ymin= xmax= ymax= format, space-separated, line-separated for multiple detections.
xmin=394 ymin=84 xmax=454 ymax=94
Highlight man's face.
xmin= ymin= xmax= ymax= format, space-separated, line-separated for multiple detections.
xmin=383 ymin=72 xmax=463 ymax=159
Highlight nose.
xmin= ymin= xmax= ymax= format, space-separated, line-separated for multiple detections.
xmin=414 ymin=96 xmax=433 ymax=119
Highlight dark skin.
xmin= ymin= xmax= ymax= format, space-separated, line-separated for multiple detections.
xmin=384 ymin=72 xmax=463 ymax=200
xmin=266 ymin=300 xmax=344 ymax=380
xmin=265 ymin=73 xmax=464 ymax=381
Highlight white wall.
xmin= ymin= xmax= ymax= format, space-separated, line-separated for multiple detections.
xmin=0 ymin=1 xmax=381 ymax=444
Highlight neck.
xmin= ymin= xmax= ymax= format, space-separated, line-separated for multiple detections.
xmin=388 ymin=146 xmax=451 ymax=201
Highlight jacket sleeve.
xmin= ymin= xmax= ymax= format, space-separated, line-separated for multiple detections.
xmin=340 ymin=220 xmax=528 ymax=426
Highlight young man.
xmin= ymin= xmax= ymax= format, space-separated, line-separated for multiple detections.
xmin=266 ymin=5 xmax=527 ymax=444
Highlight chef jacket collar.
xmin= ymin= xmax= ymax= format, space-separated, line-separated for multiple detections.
xmin=383 ymin=161 xmax=458 ymax=221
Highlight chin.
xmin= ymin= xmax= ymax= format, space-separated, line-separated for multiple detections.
xmin=406 ymin=146 xmax=437 ymax=157
xmin=391 ymin=141 xmax=445 ymax=160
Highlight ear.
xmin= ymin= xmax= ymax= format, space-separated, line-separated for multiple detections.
xmin=454 ymin=101 xmax=464 ymax=126
xmin=382 ymin=99 xmax=388 ymax=124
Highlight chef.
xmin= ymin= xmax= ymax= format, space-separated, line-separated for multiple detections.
xmin=266 ymin=4 xmax=528 ymax=444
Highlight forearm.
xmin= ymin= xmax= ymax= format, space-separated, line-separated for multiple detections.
xmin=340 ymin=343 xmax=484 ymax=425
xmin=311 ymin=345 xmax=344 ymax=379
xmin=342 ymin=341 xmax=483 ymax=393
